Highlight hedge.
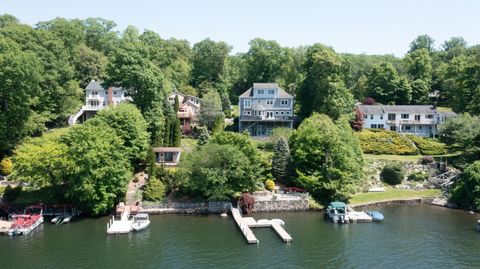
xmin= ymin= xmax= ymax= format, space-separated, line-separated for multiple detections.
xmin=356 ymin=129 xmax=419 ymax=155
xmin=406 ymin=135 xmax=448 ymax=155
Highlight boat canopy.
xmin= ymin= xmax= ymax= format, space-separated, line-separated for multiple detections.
xmin=329 ymin=202 xmax=347 ymax=209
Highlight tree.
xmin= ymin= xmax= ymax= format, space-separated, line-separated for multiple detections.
xmin=191 ymin=38 xmax=231 ymax=88
xmin=221 ymin=93 xmax=232 ymax=117
xmin=366 ymin=62 xmax=412 ymax=104
xmin=289 ymin=113 xmax=364 ymax=204
xmin=409 ymin=35 xmax=435 ymax=54
xmin=198 ymin=89 xmax=224 ymax=129
xmin=439 ymin=114 xmax=480 ymax=164
xmin=350 ymin=107 xmax=364 ymax=131
xmin=174 ymin=95 xmax=180 ymax=112
xmin=73 ymin=44 xmax=108 ymax=87
xmin=271 ymin=136 xmax=291 ymax=181
xmin=0 ymin=39 xmax=42 ymax=155
xmin=143 ymin=177 xmax=166 ymax=202
xmin=297 ymin=44 xmax=354 ymax=120
xmin=0 ymin=157 xmax=12 ymax=176
xmin=450 ymin=161 xmax=480 ymax=210
xmin=404 ymin=48 xmax=432 ymax=104
xmin=244 ymin=38 xmax=286 ymax=85
xmin=87 ymin=103 xmax=150 ymax=162
xmin=171 ymin=118 xmax=182 ymax=147
xmin=380 ymin=163 xmax=405 ymax=185
xmin=0 ymin=14 xmax=19 ymax=28
xmin=197 ymin=126 xmax=210 ymax=146
xmin=61 ymin=123 xmax=132 ymax=215
xmin=181 ymin=143 xmax=260 ymax=200
xmin=238 ymin=193 xmax=255 ymax=215
xmin=212 ymin=116 xmax=224 ymax=135
xmin=82 ymin=17 xmax=118 ymax=53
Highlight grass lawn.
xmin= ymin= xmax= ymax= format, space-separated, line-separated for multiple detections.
xmin=349 ymin=188 xmax=441 ymax=205
xmin=363 ymin=154 xmax=422 ymax=162
xmin=181 ymin=137 xmax=198 ymax=152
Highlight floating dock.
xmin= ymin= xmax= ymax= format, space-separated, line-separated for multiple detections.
xmin=231 ymin=208 xmax=292 ymax=244
xmin=107 ymin=205 xmax=133 ymax=234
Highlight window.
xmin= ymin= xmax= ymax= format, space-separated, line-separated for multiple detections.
xmin=243 ymin=110 xmax=251 ymax=115
xmin=92 ymin=91 xmax=98 ymax=96
xmin=415 ymin=115 xmax=421 ymax=121
xmin=401 ymin=114 xmax=409 ymax=119
xmin=380 ymin=115 xmax=383 ymax=120
xmin=390 ymin=126 xmax=397 ymax=131
xmin=403 ymin=126 xmax=411 ymax=131
xmin=266 ymin=111 xmax=274 ymax=118
xmin=371 ymin=124 xmax=377 ymax=129
xmin=281 ymin=100 xmax=289 ymax=106
xmin=378 ymin=124 xmax=384 ymax=129
xmin=280 ymin=111 xmax=285 ymax=115
xmin=286 ymin=111 xmax=290 ymax=115
xmin=268 ymin=89 xmax=275 ymax=95
xmin=114 ymin=91 xmax=117 ymax=95
xmin=257 ymin=90 xmax=264 ymax=95
xmin=266 ymin=99 xmax=274 ymax=106
xmin=364 ymin=115 xmax=368 ymax=119
xmin=102 ymin=101 xmax=106 ymax=106
xmin=388 ymin=114 xmax=396 ymax=120
xmin=419 ymin=126 xmax=422 ymax=130
xmin=104 ymin=91 xmax=108 ymax=95
xmin=426 ymin=114 xmax=434 ymax=119
xmin=244 ymin=99 xmax=251 ymax=108
xmin=275 ymin=111 xmax=280 ymax=115
xmin=370 ymin=114 xmax=374 ymax=119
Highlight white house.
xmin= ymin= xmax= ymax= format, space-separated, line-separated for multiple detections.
xmin=68 ymin=80 xmax=129 ymax=125
xmin=357 ymin=104 xmax=457 ymax=137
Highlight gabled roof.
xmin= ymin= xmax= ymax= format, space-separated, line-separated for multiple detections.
xmin=357 ymin=104 xmax=457 ymax=117
xmin=183 ymin=100 xmax=200 ymax=108
xmin=239 ymin=83 xmax=293 ymax=99
xmin=86 ymin=80 xmax=123 ymax=92
xmin=152 ymin=147 xmax=182 ymax=153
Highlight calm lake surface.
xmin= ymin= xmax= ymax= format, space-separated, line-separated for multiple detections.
xmin=1 ymin=204 xmax=479 ymax=269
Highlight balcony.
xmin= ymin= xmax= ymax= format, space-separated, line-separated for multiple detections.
xmin=240 ymin=115 xmax=293 ymax=121
xmin=82 ymin=105 xmax=104 ymax=111
xmin=177 ymin=111 xmax=195 ymax=118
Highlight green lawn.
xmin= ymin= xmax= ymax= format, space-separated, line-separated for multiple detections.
xmin=181 ymin=138 xmax=198 ymax=153
xmin=363 ymin=154 xmax=422 ymax=162
xmin=349 ymin=188 xmax=441 ymax=205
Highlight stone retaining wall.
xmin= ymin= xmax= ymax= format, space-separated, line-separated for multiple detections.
xmin=252 ymin=198 xmax=309 ymax=212
xmin=140 ymin=201 xmax=231 ymax=215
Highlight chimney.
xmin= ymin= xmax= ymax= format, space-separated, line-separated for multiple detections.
xmin=108 ymin=87 xmax=114 ymax=106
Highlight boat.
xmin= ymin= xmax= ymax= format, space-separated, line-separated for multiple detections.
xmin=8 ymin=205 xmax=44 ymax=236
xmin=51 ymin=216 xmax=60 ymax=224
xmin=271 ymin=219 xmax=285 ymax=226
xmin=367 ymin=211 xmax=384 ymax=222
xmin=326 ymin=201 xmax=350 ymax=223
xmin=131 ymin=213 xmax=150 ymax=231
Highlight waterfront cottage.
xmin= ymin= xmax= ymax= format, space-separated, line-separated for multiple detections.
xmin=357 ymin=104 xmax=457 ymax=137
xmin=238 ymin=83 xmax=294 ymax=136
xmin=152 ymin=147 xmax=182 ymax=166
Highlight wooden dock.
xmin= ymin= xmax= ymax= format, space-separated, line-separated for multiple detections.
xmin=231 ymin=208 xmax=292 ymax=244
xmin=347 ymin=207 xmax=372 ymax=223
xmin=107 ymin=206 xmax=134 ymax=234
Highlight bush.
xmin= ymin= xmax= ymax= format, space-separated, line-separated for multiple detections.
xmin=408 ymin=171 xmax=430 ymax=181
xmin=407 ymin=135 xmax=448 ymax=155
xmin=143 ymin=178 xmax=166 ymax=202
xmin=380 ymin=163 xmax=405 ymax=185
xmin=3 ymin=185 xmax=22 ymax=202
xmin=0 ymin=157 xmax=12 ymax=176
xmin=420 ymin=156 xmax=435 ymax=164
xmin=357 ymin=129 xmax=418 ymax=155
xmin=238 ymin=193 xmax=255 ymax=215
xmin=265 ymin=179 xmax=275 ymax=191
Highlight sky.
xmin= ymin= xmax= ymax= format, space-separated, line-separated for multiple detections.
xmin=1 ymin=0 xmax=479 ymax=56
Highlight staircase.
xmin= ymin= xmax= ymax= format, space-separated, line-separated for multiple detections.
xmin=68 ymin=107 xmax=86 ymax=125
xmin=426 ymin=169 xmax=462 ymax=196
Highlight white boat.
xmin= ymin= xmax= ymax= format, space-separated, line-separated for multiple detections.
xmin=131 ymin=213 xmax=150 ymax=231
xmin=272 ymin=219 xmax=285 ymax=226
xmin=51 ymin=216 xmax=60 ymax=224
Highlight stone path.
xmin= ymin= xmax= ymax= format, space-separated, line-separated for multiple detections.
xmin=125 ymin=172 xmax=146 ymax=205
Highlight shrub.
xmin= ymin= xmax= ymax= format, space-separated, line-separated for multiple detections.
xmin=3 ymin=185 xmax=22 ymax=202
xmin=0 ymin=157 xmax=12 ymax=176
xmin=143 ymin=177 xmax=166 ymax=202
xmin=408 ymin=171 xmax=430 ymax=181
xmin=238 ymin=193 xmax=255 ymax=215
xmin=420 ymin=156 xmax=435 ymax=164
xmin=380 ymin=163 xmax=405 ymax=185
xmin=357 ymin=129 xmax=418 ymax=155
xmin=407 ymin=135 xmax=448 ymax=155
xmin=265 ymin=179 xmax=275 ymax=191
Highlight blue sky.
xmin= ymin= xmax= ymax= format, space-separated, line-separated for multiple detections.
xmin=1 ymin=0 xmax=479 ymax=56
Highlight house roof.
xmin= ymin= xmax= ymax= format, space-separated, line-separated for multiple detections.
xmin=239 ymin=83 xmax=293 ymax=99
xmin=86 ymin=80 xmax=123 ymax=92
xmin=152 ymin=147 xmax=182 ymax=153
xmin=357 ymin=104 xmax=457 ymax=117
xmin=183 ymin=100 xmax=200 ymax=108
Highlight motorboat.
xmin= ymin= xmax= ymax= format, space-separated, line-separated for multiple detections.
xmin=326 ymin=201 xmax=350 ymax=223
xmin=131 ymin=213 xmax=150 ymax=231
xmin=367 ymin=211 xmax=384 ymax=222
xmin=271 ymin=219 xmax=285 ymax=226
xmin=8 ymin=205 xmax=44 ymax=236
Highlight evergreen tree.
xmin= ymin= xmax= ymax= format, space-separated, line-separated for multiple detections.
xmin=174 ymin=95 xmax=180 ymax=112
xmin=221 ymin=93 xmax=232 ymax=117
xmin=212 ymin=115 xmax=225 ymax=135
xmin=197 ymin=126 xmax=210 ymax=146
xmin=271 ymin=136 xmax=291 ymax=181
xmin=172 ymin=118 xmax=182 ymax=147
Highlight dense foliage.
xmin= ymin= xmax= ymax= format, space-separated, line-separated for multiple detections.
xmin=450 ymin=161 xmax=480 ymax=210
xmin=290 ymin=114 xmax=364 ymax=204
xmin=357 ymin=129 xmax=418 ymax=155
xmin=406 ymin=135 xmax=448 ymax=155
xmin=0 ymin=157 xmax=12 ymax=175
xmin=271 ymin=136 xmax=291 ymax=181
xmin=380 ymin=163 xmax=405 ymax=185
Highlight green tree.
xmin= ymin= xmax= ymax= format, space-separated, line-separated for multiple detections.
xmin=0 ymin=14 xmax=19 ymax=28
xmin=212 ymin=116 xmax=224 ymax=135
xmin=61 ymin=123 xmax=132 ymax=215
xmin=290 ymin=113 xmax=364 ymax=204
xmin=82 ymin=17 xmax=118 ymax=53
xmin=272 ymin=136 xmax=291 ymax=181
xmin=87 ymin=103 xmax=150 ymax=162
xmin=450 ymin=161 xmax=480 ymax=210
xmin=171 ymin=118 xmax=182 ymax=147
xmin=0 ymin=39 xmax=42 ymax=155
xmin=409 ymin=35 xmax=435 ymax=53
xmin=244 ymin=38 xmax=286 ymax=85
xmin=73 ymin=44 xmax=108 ymax=87
xmin=191 ymin=38 xmax=231 ymax=88
xmin=197 ymin=126 xmax=210 ymax=146
xmin=439 ymin=113 xmax=480 ymax=164
xmin=143 ymin=177 xmax=166 ymax=202
xmin=199 ymin=89 xmax=224 ymax=129
xmin=366 ymin=62 xmax=412 ymax=104
xmin=221 ymin=93 xmax=232 ymax=117
xmin=174 ymin=95 xmax=180 ymax=112
xmin=297 ymin=44 xmax=354 ymax=120
xmin=380 ymin=163 xmax=405 ymax=185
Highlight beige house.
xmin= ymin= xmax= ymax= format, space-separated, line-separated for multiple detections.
xmin=152 ymin=147 xmax=182 ymax=166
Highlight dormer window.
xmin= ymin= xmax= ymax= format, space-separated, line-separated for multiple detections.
xmin=281 ymin=100 xmax=289 ymax=106
xmin=257 ymin=90 xmax=264 ymax=95
xmin=268 ymin=89 xmax=275 ymax=95
xmin=244 ymin=99 xmax=251 ymax=108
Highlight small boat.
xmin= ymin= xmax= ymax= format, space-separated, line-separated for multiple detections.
xmin=62 ymin=216 xmax=71 ymax=224
xmin=8 ymin=205 xmax=44 ymax=236
xmin=51 ymin=216 xmax=60 ymax=224
xmin=272 ymin=219 xmax=285 ymax=226
xmin=131 ymin=213 xmax=150 ymax=231
xmin=367 ymin=211 xmax=384 ymax=222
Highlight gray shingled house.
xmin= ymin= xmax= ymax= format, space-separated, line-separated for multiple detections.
xmin=238 ymin=83 xmax=294 ymax=136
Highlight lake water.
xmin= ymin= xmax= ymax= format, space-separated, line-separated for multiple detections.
xmin=1 ymin=204 xmax=479 ymax=269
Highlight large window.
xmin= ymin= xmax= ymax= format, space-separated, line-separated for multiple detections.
xmin=401 ymin=114 xmax=409 ymax=119
xmin=388 ymin=114 xmax=396 ymax=120
xmin=244 ymin=99 xmax=251 ymax=108
xmin=370 ymin=114 xmax=374 ymax=119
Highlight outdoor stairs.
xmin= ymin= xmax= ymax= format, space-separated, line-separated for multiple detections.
xmin=68 ymin=107 xmax=85 ymax=125
xmin=427 ymin=169 xmax=462 ymax=195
